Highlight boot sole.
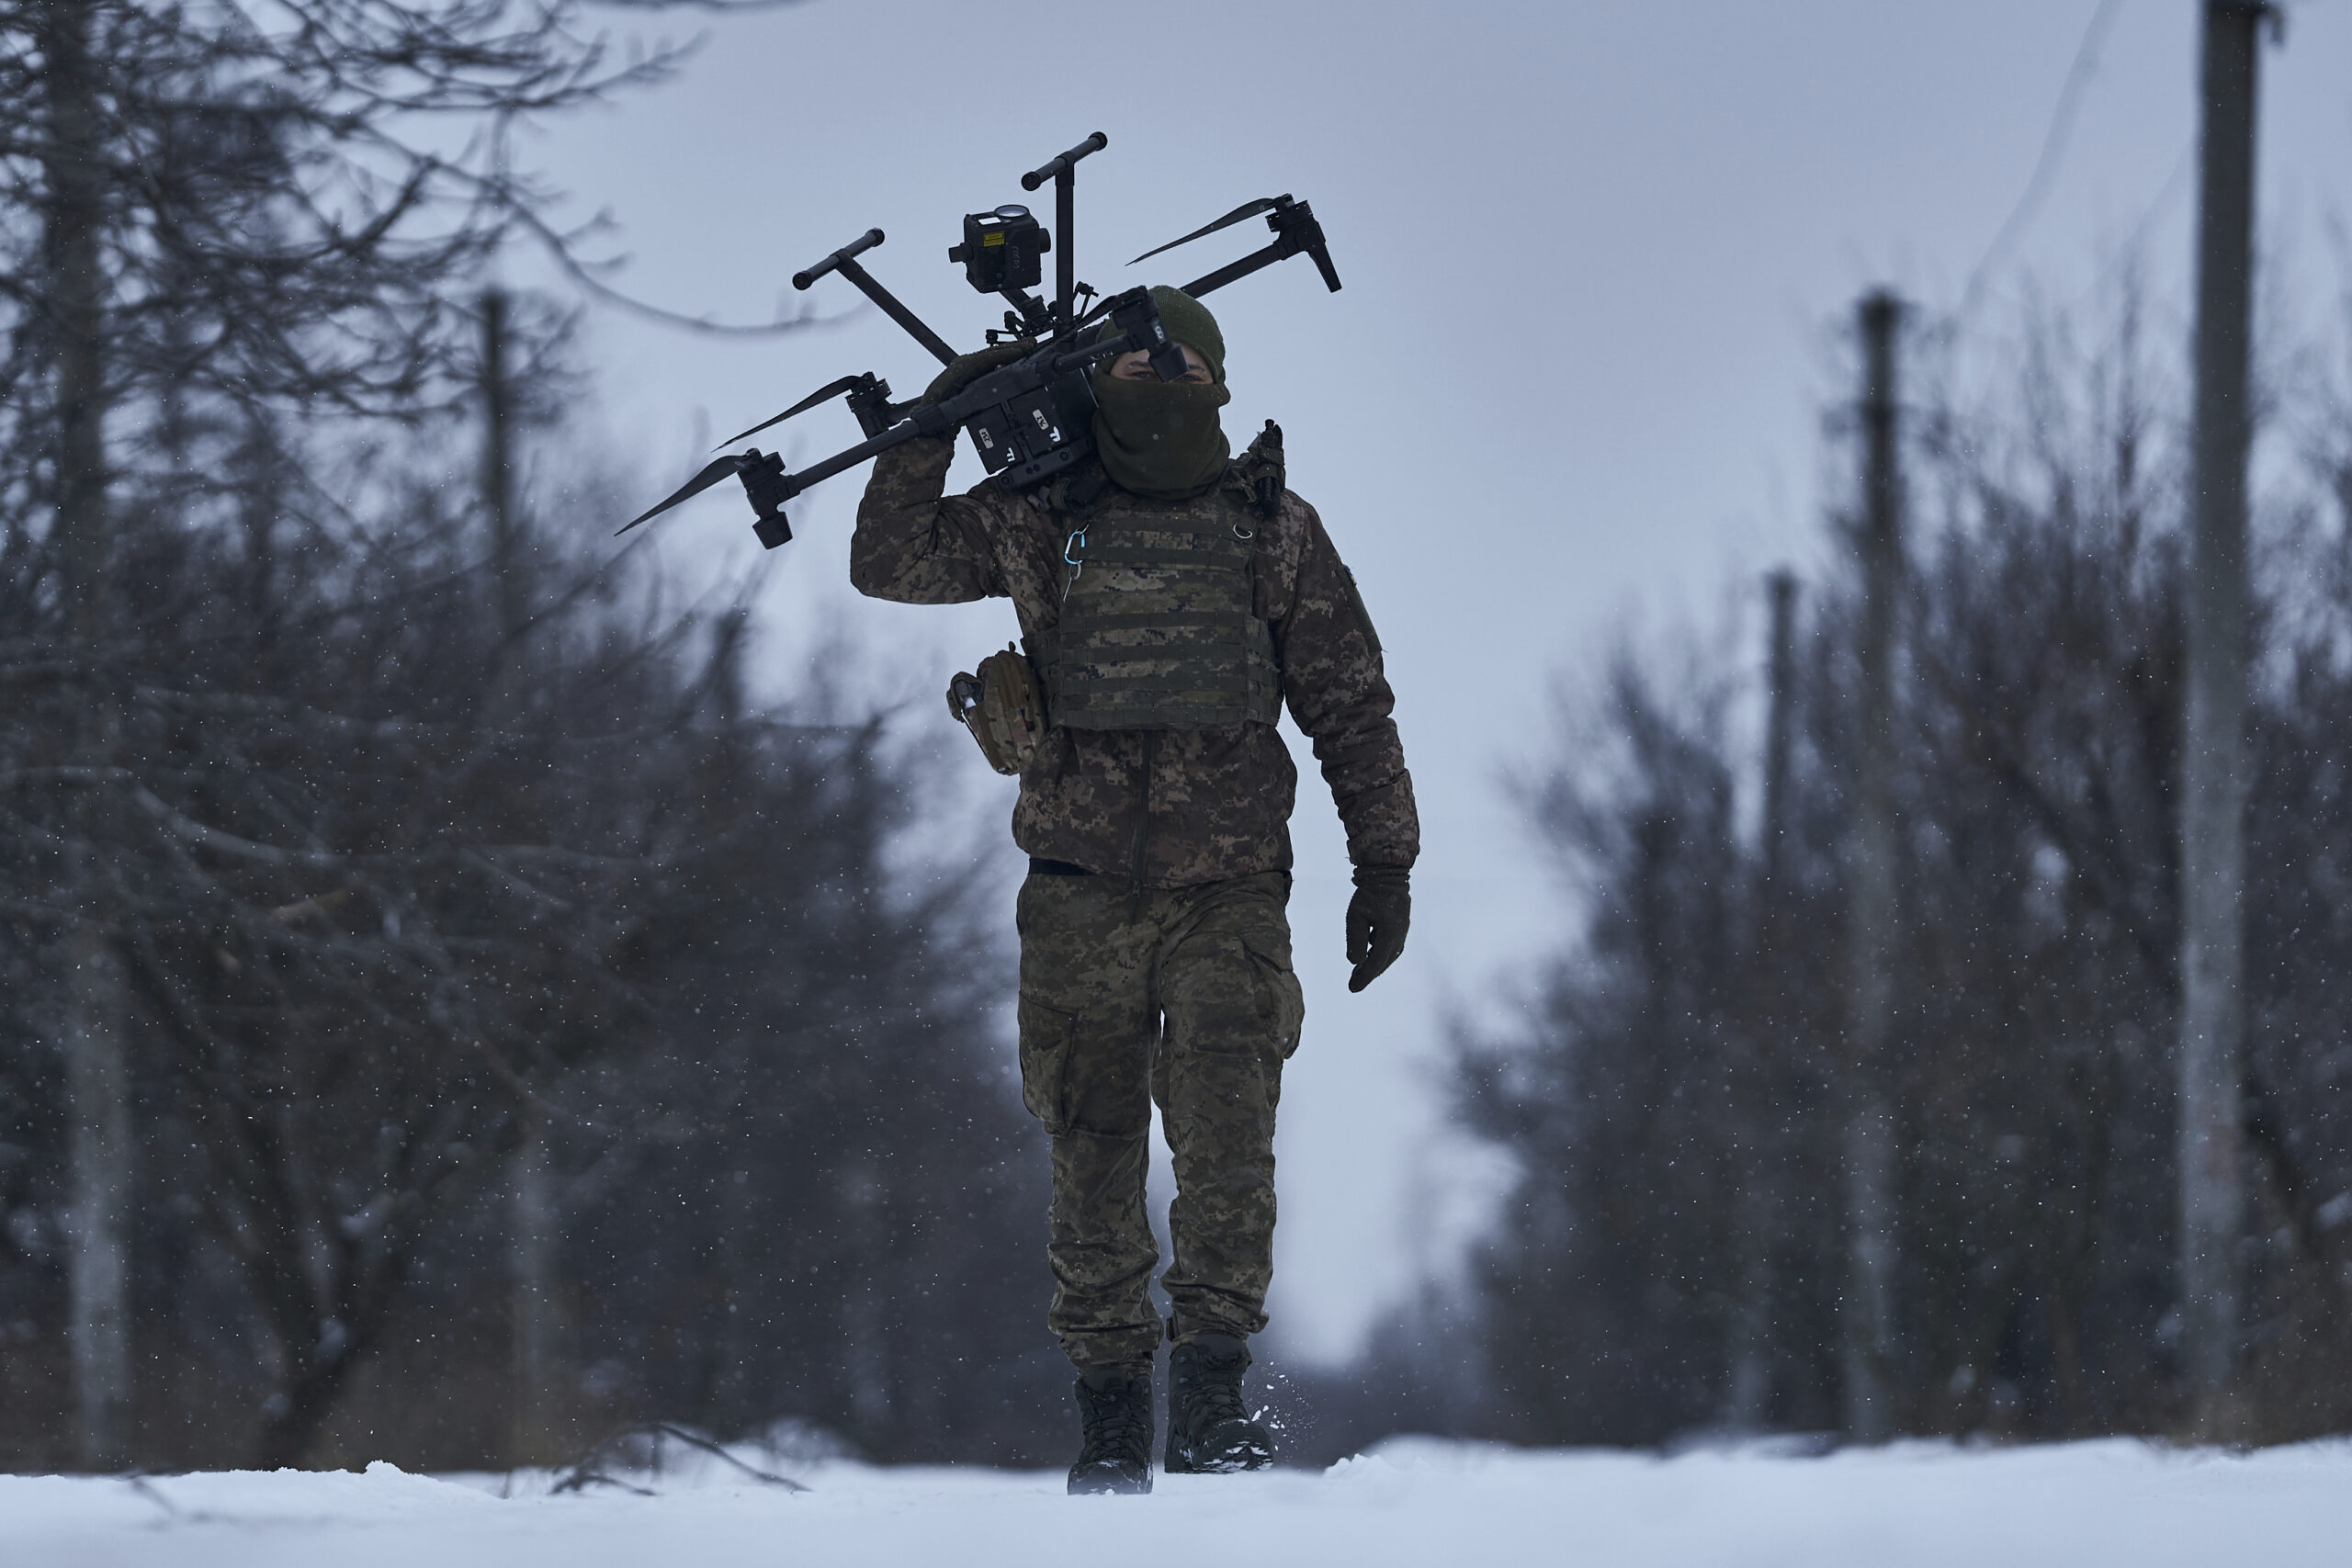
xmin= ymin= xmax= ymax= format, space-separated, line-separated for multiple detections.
xmin=1068 ymin=1461 xmax=1154 ymax=1495
xmin=1164 ymin=1440 xmax=1273 ymax=1474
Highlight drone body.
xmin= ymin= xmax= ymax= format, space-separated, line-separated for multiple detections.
xmin=619 ymin=135 xmax=1340 ymax=547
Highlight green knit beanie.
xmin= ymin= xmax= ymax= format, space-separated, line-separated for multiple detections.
xmin=1148 ymin=286 xmax=1225 ymax=384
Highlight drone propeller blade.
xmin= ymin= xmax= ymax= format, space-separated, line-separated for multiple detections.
xmin=617 ymin=454 xmax=746 ymax=536
xmin=716 ymin=376 xmax=868 ymax=450
xmin=1127 ymin=197 xmax=1283 ymax=266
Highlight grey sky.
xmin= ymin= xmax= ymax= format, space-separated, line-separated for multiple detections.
xmin=526 ymin=1 xmax=2352 ymax=1363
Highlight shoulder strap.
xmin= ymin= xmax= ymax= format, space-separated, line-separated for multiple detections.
xmin=1051 ymin=463 xmax=1114 ymax=520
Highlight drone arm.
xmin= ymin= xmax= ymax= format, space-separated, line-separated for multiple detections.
xmin=1182 ymin=243 xmax=1291 ymax=300
xmin=625 ymin=299 xmax=1170 ymax=544
xmin=792 ymin=229 xmax=960 ymax=365
xmin=833 ymin=258 xmax=960 ymax=366
xmin=1174 ymin=198 xmax=1342 ymax=299
xmin=786 ymin=415 xmax=942 ymax=496
xmin=1055 ymin=166 xmax=1075 ymax=331
xmin=735 ymin=346 xmax=1098 ymax=532
xmin=787 ymin=325 xmax=1148 ymax=492
xmin=775 ymin=357 xmax=1070 ymax=492
xmin=1019 ymin=134 xmax=1107 ymax=335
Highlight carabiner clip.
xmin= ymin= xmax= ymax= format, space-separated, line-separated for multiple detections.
xmin=1064 ymin=527 xmax=1088 ymax=566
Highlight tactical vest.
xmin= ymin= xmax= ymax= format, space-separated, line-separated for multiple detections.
xmin=1036 ymin=475 xmax=1282 ymax=732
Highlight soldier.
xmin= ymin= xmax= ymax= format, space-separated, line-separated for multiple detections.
xmin=851 ymin=287 xmax=1416 ymax=1494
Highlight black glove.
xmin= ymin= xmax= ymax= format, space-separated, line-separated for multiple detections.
xmin=922 ymin=341 xmax=1031 ymax=406
xmin=1346 ymin=865 xmax=1410 ymax=993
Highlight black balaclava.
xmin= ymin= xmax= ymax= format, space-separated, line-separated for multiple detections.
xmin=1091 ymin=286 xmax=1230 ymax=500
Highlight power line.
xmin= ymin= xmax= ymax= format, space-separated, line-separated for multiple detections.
xmin=1958 ymin=0 xmax=2123 ymax=320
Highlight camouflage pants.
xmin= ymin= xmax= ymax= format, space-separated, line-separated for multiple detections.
xmin=1015 ymin=868 xmax=1304 ymax=1370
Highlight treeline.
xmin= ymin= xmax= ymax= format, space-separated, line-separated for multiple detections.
xmin=1453 ymin=289 xmax=2352 ymax=1446
xmin=0 ymin=441 xmax=1051 ymax=1472
xmin=0 ymin=0 xmax=1059 ymax=1472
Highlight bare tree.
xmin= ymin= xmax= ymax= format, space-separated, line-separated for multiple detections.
xmin=1455 ymin=261 xmax=2352 ymax=1447
xmin=0 ymin=0 xmax=792 ymax=1468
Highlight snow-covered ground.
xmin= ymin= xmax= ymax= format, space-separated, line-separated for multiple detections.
xmin=6 ymin=1437 xmax=2346 ymax=1567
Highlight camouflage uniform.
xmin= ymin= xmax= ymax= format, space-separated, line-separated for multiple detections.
xmin=852 ymin=434 xmax=1415 ymax=1367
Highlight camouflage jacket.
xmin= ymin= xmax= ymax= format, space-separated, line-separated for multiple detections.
xmin=851 ymin=434 xmax=1418 ymax=887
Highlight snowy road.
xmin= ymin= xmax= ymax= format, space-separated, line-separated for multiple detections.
xmin=6 ymin=1437 xmax=2346 ymax=1567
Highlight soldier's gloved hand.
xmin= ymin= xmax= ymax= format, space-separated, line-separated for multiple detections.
xmin=922 ymin=342 xmax=1031 ymax=406
xmin=1346 ymin=865 xmax=1411 ymax=993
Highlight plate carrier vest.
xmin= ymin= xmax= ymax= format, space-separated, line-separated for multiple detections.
xmin=1034 ymin=469 xmax=1282 ymax=733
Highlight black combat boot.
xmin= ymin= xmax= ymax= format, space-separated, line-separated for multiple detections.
xmin=1164 ymin=1332 xmax=1273 ymax=1473
xmin=1067 ymin=1364 xmax=1155 ymax=1495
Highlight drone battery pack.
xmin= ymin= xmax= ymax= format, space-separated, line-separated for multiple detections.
xmin=961 ymin=367 xmax=1097 ymax=491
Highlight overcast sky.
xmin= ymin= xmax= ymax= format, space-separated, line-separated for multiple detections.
xmin=521 ymin=1 xmax=2352 ymax=1364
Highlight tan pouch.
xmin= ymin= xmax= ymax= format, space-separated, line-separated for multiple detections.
xmin=946 ymin=644 xmax=1048 ymax=775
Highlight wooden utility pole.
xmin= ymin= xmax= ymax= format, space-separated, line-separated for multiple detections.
xmin=40 ymin=0 xmax=133 ymax=1472
xmin=1762 ymin=571 xmax=1800 ymax=890
xmin=484 ymin=288 xmax=562 ymax=1461
xmin=2178 ymin=0 xmax=2267 ymax=1437
xmin=1726 ymin=570 xmax=1803 ymax=1429
xmin=508 ymin=1105 xmax=560 ymax=1463
xmin=1842 ymin=291 xmax=1905 ymax=1442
